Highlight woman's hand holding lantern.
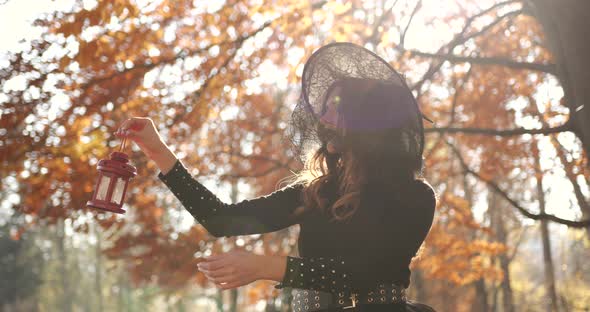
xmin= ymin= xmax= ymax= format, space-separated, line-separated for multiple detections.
xmin=115 ymin=117 xmax=177 ymax=175
xmin=115 ymin=117 xmax=162 ymax=155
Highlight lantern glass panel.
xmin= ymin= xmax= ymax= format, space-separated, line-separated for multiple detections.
xmin=111 ymin=177 xmax=127 ymax=205
xmin=96 ymin=175 xmax=111 ymax=201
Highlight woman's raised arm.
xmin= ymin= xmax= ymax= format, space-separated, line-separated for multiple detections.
xmin=157 ymin=158 xmax=305 ymax=237
xmin=116 ymin=117 xmax=305 ymax=237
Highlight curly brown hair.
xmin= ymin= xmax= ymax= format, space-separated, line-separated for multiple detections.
xmin=286 ymin=78 xmax=425 ymax=223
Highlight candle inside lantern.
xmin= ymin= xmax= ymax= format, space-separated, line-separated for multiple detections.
xmin=86 ymin=136 xmax=137 ymax=214
xmin=95 ymin=176 xmax=111 ymax=201
xmin=111 ymin=178 xmax=127 ymax=204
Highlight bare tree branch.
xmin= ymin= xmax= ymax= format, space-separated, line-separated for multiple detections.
xmin=80 ymin=19 xmax=273 ymax=92
xmin=464 ymin=0 xmax=520 ymax=27
xmin=408 ymin=7 xmax=523 ymax=92
xmin=425 ymin=122 xmax=572 ymax=137
xmin=462 ymin=9 xmax=523 ymax=44
xmin=445 ymin=140 xmax=590 ymax=227
xmin=171 ymin=20 xmax=274 ymax=127
xmin=408 ymin=50 xmax=557 ymax=74
xmin=507 ymin=225 xmax=530 ymax=262
xmin=399 ymin=0 xmax=422 ymax=48
xmin=365 ymin=0 xmax=399 ymax=45
xmin=423 ymin=67 xmax=473 ymax=160
xmin=527 ymin=96 xmax=590 ymax=215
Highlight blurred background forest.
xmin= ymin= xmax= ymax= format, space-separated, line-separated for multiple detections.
xmin=1 ymin=0 xmax=589 ymax=311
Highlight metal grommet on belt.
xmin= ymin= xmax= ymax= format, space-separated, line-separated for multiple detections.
xmin=291 ymin=282 xmax=407 ymax=311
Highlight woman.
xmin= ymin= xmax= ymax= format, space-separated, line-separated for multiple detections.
xmin=115 ymin=42 xmax=438 ymax=312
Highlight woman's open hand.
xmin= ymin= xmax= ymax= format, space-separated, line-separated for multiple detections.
xmin=198 ymin=250 xmax=264 ymax=290
xmin=197 ymin=250 xmax=287 ymax=290
xmin=115 ymin=117 xmax=164 ymax=157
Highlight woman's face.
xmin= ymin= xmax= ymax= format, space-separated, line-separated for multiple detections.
xmin=319 ymin=85 xmax=342 ymax=129
xmin=320 ymin=85 xmax=344 ymax=154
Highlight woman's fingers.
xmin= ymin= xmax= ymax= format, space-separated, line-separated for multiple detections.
xmin=115 ymin=119 xmax=131 ymax=136
xmin=198 ymin=256 xmax=241 ymax=285
xmin=207 ymin=273 xmax=235 ymax=284
xmin=198 ymin=258 xmax=228 ymax=271
xmin=199 ymin=264 xmax=239 ymax=285
xmin=197 ymin=250 xmax=258 ymax=289
xmin=217 ymin=280 xmax=243 ymax=290
xmin=128 ymin=118 xmax=147 ymax=131
xmin=203 ymin=254 xmax=224 ymax=261
xmin=202 ymin=267 xmax=234 ymax=278
xmin=116 ymin=117 xmax=147 ymax=134
xmin=126 ymin=118 xmax=148 ymax=134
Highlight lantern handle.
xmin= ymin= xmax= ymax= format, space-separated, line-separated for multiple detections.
xmin=119 ymin=136 xmax=127 ymax=152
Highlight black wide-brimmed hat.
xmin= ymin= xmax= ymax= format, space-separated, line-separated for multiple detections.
xmin=286 ymin=42 xmax=434 ymax=165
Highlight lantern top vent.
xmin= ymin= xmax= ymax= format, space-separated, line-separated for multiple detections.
xmin=111 ymin=151 xmax=129 ymax=163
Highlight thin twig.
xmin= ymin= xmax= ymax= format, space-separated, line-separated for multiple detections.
xmin=399 ymin=0 xmax=422 ymax=48
xmin=445 ymin=140 xmax=590 ymax=228
xmin=408 ymin=50 xmax=557 ymax=74
xmin=425 ymin=122 xmax=572 ymax=137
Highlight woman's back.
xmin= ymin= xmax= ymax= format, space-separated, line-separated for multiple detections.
xmin=280 ymin=179 xmax=436 ymax=292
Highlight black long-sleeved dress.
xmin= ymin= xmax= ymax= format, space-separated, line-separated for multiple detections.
xmin=157 ymin=158 xmax=436 ymax=310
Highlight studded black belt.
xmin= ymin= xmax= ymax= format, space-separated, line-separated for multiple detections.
xmin=291 ymin=282 xmax=407 ymax=311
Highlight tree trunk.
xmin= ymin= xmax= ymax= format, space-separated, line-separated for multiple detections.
xmin=229 ymin=181 xmax=239 ymax=312
xmin=229 ymin=289 xmax=238 ymax=312
xmin=473 ymin=279 xmax=489 ymax=312
xmin=215 ymin=290 xmax=223 ymax=312
xmin=488 ymin=185 xmax=515 ymax=312
xmin=527 ymin=0 xmax=590 ymax=157
xmin=464 ymin=169 xmax=490 ymax=312
xmin=94 ymin=224 xmax=104 ymax=312
xmin=533 ymin=143 xmax=560 ymax=312
xmin=56 ymin=220 xmax=72 ymax=312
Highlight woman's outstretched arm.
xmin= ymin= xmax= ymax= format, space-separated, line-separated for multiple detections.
xmin=115 ymin=117 xmax=305 ymax=237
xmin=158 ymin=158 xmax=305 ymax=237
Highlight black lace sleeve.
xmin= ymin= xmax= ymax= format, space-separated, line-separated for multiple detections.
xmin=157 ymin=158 xmax=305 ymax=237
xmin=274 ymin=180 xmax=436 ymax=293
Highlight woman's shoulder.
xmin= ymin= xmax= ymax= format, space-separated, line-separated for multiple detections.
xmin=409 ymin=178 xmax=437 ymax=212
xmin=385 ymin=179 xmax=437 ymax=212
xmin=411 ymin=179 xmax=436 ymax=197
xmin=370 ymin=179 xmax=436 ymax=228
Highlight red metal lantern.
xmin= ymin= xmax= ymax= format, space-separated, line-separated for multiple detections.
xmin=86 ymin=137 xmax=137 ymax=213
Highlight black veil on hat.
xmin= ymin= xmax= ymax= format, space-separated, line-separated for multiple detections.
xmin=286 ymin=42 xmax=434 ymax=165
